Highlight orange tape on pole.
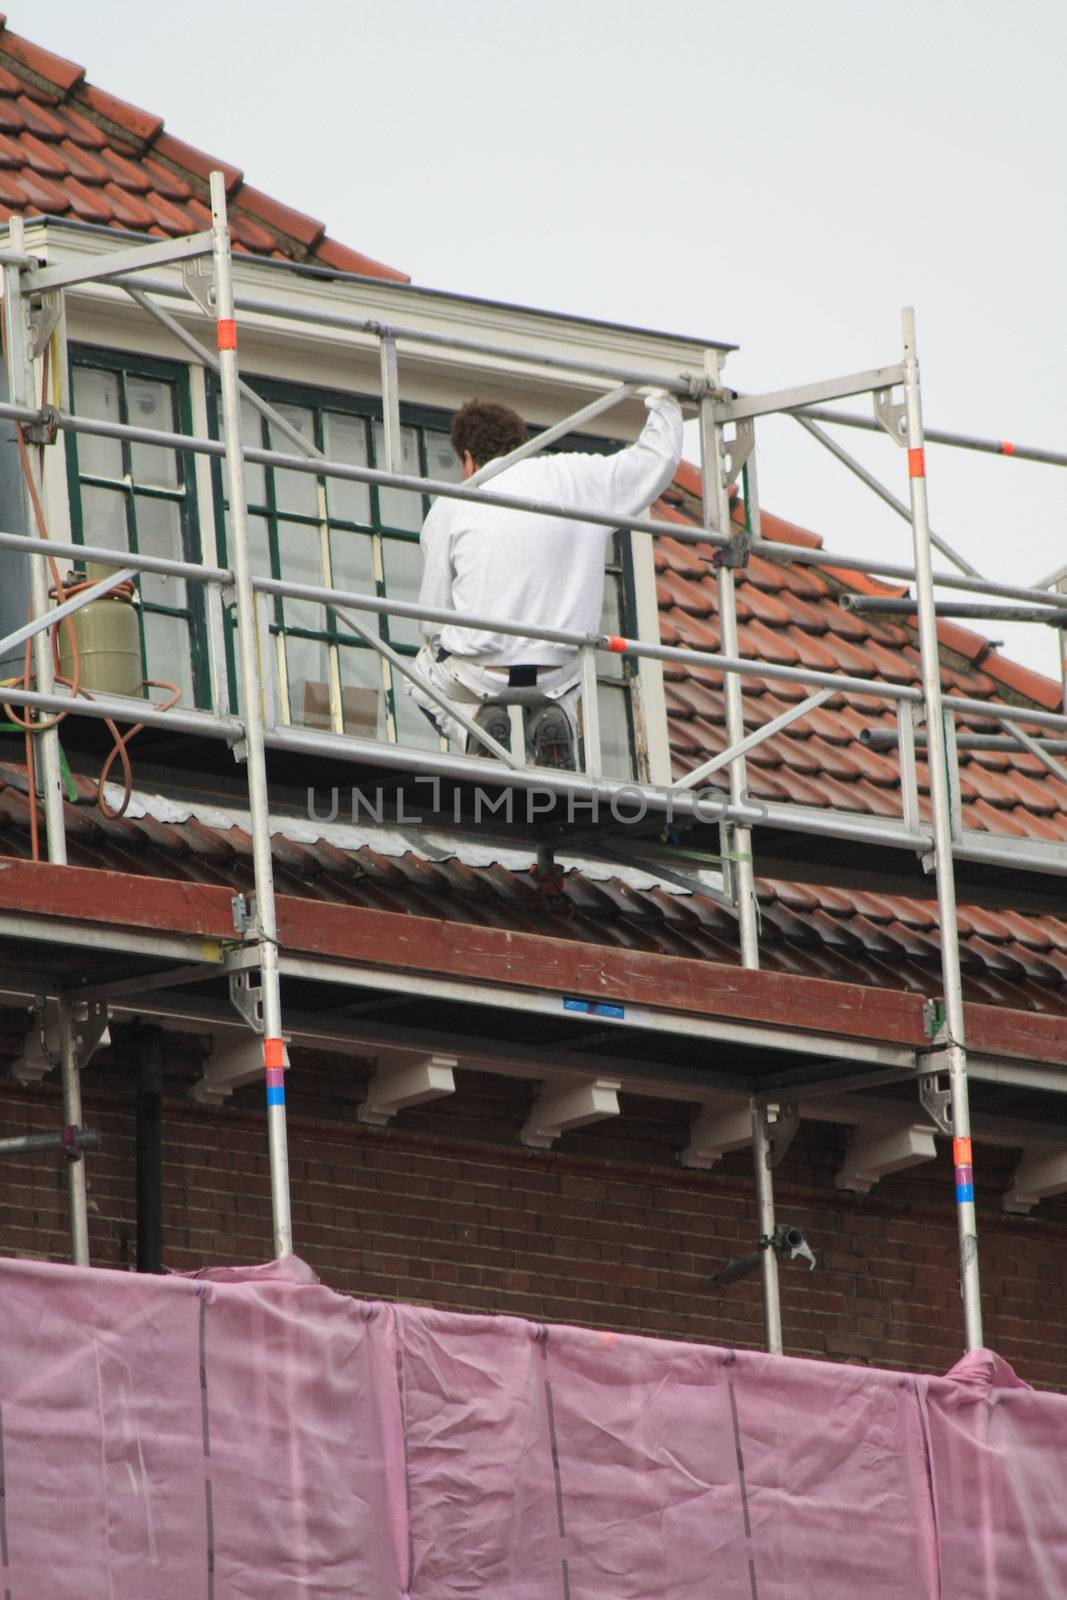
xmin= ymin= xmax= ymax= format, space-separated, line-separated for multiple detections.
xmin=952 ymin=1136 xmax=973 ymax=1167
xmin=999 ymin=440 xmax=1016 ymax=457
xmin=606 ymin=636 xmax=627 ymax=654
xmin=263 ymin=1036 xmax=285 ymax=1069
xmin=908 ymin=447 xmax=926 ymax=479
xmin=217 ymin=319 xmax=237 ymax=351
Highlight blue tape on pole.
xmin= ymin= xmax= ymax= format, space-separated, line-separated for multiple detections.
xmin=955 ymin=1182 xmax=974 ymax=1203
xmin=266 ymin=1086 xmax=286 ymax=1106
xmin=563 ymin=997 xmax=625 ymax=1020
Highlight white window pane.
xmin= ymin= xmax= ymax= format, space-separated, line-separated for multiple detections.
xmin=329 ymin=528 xmax=375 ymax=601
xmin=143 ymin=611 xmax=193 ymax=704
xmin=241 ymin=398 xmax=268 ymax=506
xmin=81 ymin=484 xmax=128 ymax=547
xmin=596 ymin=574 xmax=626 ymax=679
xmin=134 ymin=496 xmax=185 ymax=606
xmin=424 ymin=428 xmax=461 ymax=484
xmin=338 ymin=646 xmax=387 ymax=740
xmin=72 ymin=368 xmax=123 ymax=480
xmin=381 ymin=537 xmax=421 ymax=649
xmin=277 ymin=520 xmax=324 ymax=633
xmin=323 ymin=412 xmax=371 ymax=525
xmin=285 ymin=634 xmax=331 ymax=730
xmin=127 ymin=376 xmax=179 ymax=488
xmin=226 ymin=509 xmax=271 ymax=576
xmin=372 ymin=422 xmax=421 ymax=531
xmin=271 ymin=404 xmax=318 ymax=516
xmin=596 ymin=684 xmax=633 ymax=780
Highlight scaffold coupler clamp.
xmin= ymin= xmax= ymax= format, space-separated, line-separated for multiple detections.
xmin=23 ymin=403 xmax=59 ymax=447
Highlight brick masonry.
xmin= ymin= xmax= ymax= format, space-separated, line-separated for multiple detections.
xmin=1 ymin=1023 xmax=1065 ymax=1390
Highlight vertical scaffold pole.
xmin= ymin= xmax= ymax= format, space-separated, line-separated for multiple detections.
xmin=4 ymin=224 xmax=86 ymax=1262
xmin=58 ymin=1004 xmax=89 ymax=1265
xmin=209 ymin=171 xmax=293 ymax=1258
xmin=751 ymin=1102 xmax=782 ymax=1355
xmin=901 ymin=306 xmax=983 ymax=1350
xmin=699 ymin=356 xmax=780 ymax=1352
xmin=2 ymin=219 xmax=67 ymax=866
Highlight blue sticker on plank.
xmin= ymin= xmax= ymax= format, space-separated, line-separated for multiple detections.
xmin=266 ymin=1086 xmax=286 ymax=1106
xmin=955 ymin=1183 xmax=974 ymax=1203
xmin=563 ymin=996 xmax=625 ymax=1020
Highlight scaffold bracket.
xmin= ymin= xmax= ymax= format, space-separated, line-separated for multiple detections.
xmin=762 ymin=1100 xmax=799 ymax=1169
xmin=721 ymin=418 xmax=755 ymax=485
xmin=181 ymin=255 xmax=216 ymax=316
xmin=874 ymin=385 xmax=907 ymax=445
xmin=29 ymin=290 xmax=61 ymax=361
xmin=918 ymin=1066 xmax=954 ymax=1136
xmin=229 ymin=968 xmax=264 ymax=1034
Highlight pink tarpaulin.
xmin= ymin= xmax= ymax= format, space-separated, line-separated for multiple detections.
xmin=0 ymin=1254 xmax=1063 ymax=1598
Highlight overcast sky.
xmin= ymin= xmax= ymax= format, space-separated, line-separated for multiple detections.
xmin=21 ymin=0 xmax=1067 ymax=678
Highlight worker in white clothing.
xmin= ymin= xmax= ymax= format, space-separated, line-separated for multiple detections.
xmin=407 ymin=390 xmax=683 ymax=769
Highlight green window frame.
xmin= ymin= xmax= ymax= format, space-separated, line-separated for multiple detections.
xmin=65 ymin=344 xmax=209 ymax=708
xmin=207 ymin=377 xmax=460 ymax=751
xmin=207 ymin=376 xmax=642 ymax=776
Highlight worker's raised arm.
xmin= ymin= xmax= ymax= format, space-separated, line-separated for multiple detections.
xmin=565 ymin=391 xmax=684 ymax=517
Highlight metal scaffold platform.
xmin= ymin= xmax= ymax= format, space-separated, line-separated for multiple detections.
xmin=1 ymin=172 xmax=1065 ymax=1357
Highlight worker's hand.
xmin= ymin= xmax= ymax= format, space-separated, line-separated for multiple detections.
xmin=638 ymin=385 xmax=673 ymax=407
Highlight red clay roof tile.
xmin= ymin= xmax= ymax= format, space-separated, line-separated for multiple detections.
xmin=0 ymin=31 xmax=84 ymax=93
xmin=100 ymin=181 xmax=158 ymax=230
xmin=94 ymin=143 xmax=152 ymax=193
xmin=56 ymin=137 xmax=108 ymax=182
xmin=16 ymin=166 xmax=68 ymax=210
xmin=228 ymin=183 xmax=323 ymax=248
xmin=51 ymin=100 xmax=108 ymax=149
xmin=141 ymin=188 xmax=198 ymax=233
xmin=74 ymin=81 xmax=163 ymax=144
xmin=311 ymin=236 xmax=410 ymax=282
xmin=61 ymin=174 xmax=112 ymax=222
xmin=742 ymin=617 xmax=801 ymax=666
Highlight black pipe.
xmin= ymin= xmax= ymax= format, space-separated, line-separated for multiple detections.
xmin=135 ymin=1024 xmax=164 ymax=1274
xmin=861 ymin=728 xmax=1067 ymax=754
xmin=840 ymin=594 xmax=1067 ymax=625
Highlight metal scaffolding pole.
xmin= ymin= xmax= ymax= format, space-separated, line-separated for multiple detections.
xmin=209 ymin=172 xmax=292 ymax=1258
xmin=901 ymin=307 xmax=982 ymax=1351
xmin=57 ymin=1003 xmax=89 ymax=1265
xmin=751 ymin=1102 xmax=783 ymax=1356
xmin=699 ymin=361 xmax=780 ymax=1350
xmin=2 ymin=219 xmax=66 ymax=868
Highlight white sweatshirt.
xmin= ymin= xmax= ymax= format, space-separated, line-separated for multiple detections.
xmin=417 ymin=396 xmax=683 ymax=666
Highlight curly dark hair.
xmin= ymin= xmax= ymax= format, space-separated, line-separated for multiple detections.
xmin=451 ymin=399 xmax=527 ymax=467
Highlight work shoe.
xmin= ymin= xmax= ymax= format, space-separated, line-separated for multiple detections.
xmin=528 ymin=704 xmax=576 ymax=770
xmin=466 ymin=703 xmax=511 ymax=758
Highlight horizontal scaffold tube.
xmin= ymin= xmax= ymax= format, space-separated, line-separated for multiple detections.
xmin=797 ymin=405 xmax=1067 ymax=470
xmin=1 ymin=399 xmax=1064 ymax=612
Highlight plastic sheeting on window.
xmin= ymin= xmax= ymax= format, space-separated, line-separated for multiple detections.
xmin=0 ymin=1252 xmax=1062 ymax=1598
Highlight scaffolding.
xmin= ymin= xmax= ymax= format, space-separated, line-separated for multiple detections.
xmin=1 ymin=172 xmax=1065 ymax=1357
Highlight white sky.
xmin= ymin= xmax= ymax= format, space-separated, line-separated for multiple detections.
xmin=20 ymin=0 xmax=1067 ymax=679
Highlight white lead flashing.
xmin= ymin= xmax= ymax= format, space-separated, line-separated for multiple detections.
xmin=101 ymin=784 xmax=722 ymax=897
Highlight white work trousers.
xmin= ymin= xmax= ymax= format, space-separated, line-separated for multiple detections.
xmin=405 ymin=643 xmax=581 ymax=747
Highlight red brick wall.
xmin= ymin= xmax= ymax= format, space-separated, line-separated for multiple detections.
xmin=1 ymin=1034 xmax=1065 ymax=1389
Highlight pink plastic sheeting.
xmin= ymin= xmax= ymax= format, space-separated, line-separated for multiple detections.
xmin=0 ymin=1254 xmax=1063 ymax=1598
